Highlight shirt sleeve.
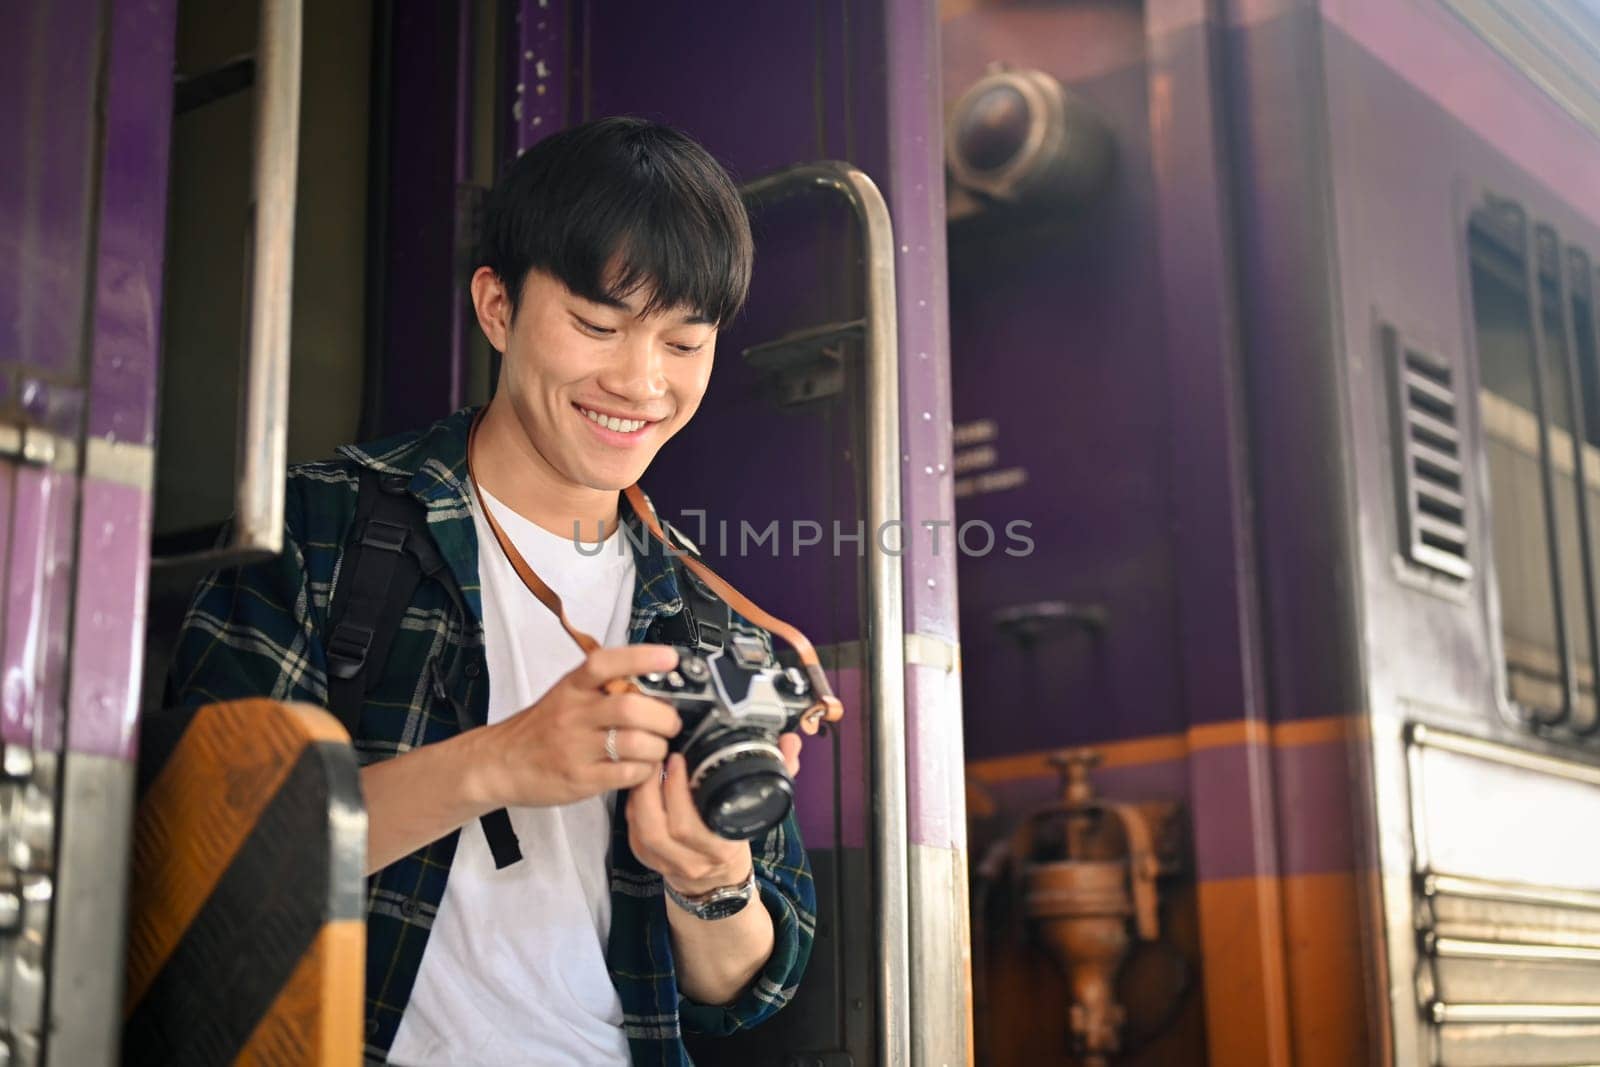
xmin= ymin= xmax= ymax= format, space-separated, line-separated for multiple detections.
xmin=164 ymin=479 xmax=328 ymax=711
xmin=676 ymin=808 xmax=817 ymax=1034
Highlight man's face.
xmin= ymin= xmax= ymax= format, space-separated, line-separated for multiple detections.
xmin=493 ymin=268 xmax=717 ymax=491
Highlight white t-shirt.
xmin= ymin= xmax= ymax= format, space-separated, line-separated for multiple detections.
xmin=388 ymin=484 xmax=637 ymax=1066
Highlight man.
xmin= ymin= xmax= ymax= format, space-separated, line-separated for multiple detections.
xmin=168 ymin=116 xmax=814 ymax=1065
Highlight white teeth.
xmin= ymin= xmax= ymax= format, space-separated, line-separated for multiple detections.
xmin=580 ymin=407 xmax=646 ymax=433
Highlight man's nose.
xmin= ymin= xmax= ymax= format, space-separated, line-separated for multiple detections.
xmin=598 ymin=335 xmax=668 ymax=400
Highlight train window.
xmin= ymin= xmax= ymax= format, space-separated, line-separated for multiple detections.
xmin=1469 ymin=199 xmax=1600 ymax=735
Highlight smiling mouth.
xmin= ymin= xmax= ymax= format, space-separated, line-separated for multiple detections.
xmin=575 ymin=403 xmax=657 ymax=436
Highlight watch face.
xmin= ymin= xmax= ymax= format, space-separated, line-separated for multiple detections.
xmin=695 ymin=895 xmax=749 ymax=921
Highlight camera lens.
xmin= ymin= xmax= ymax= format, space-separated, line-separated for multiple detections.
xmin=687 ymin=732 xmax=794 ymax=840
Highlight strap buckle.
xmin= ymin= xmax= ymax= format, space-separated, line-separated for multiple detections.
xmin=326 ymin=622 xmax=376 ymax=680
xmin=362 ymin=518 xmax=409 ymax=553
xmin=694 ymin=619 xmax=724 ymax=654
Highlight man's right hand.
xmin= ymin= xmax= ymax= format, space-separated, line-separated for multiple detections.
xmin=472 ymin=644 xmax=684 ymax=809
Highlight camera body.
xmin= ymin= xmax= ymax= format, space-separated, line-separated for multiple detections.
xmin=632 ymin=628 xmax=814 ymax=840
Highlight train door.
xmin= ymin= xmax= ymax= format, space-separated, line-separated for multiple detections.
xmin=570 ymin=5 xmax=966 ymax=1064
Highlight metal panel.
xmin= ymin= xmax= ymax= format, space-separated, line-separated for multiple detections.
xmin=879 ymin=0 xmax=970 ymax=1061
xmin=1435 ymin=0 xmax=1600 ymax=142
xmin=41 ymin=0 xmax=180 ymax=1060
xmin=1410 ymin=725 xmax=1600 ymax=1063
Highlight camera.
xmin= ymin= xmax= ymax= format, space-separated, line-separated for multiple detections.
xmin=632 ymin=629 xmax=816 ymax=840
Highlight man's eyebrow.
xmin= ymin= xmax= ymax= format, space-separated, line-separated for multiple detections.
xmin=586 ymin=292 xmax=712 ymax=327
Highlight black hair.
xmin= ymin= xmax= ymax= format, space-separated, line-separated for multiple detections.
xmin=478 ymin=116 xmax=753 ymax=327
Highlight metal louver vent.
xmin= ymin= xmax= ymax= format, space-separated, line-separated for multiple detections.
xmin=1386 ymin=327 xmax=1472 ymax=580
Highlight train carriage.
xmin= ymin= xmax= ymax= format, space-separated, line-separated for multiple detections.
xmin=4 ymin=0 xmax=1600 ymax=1064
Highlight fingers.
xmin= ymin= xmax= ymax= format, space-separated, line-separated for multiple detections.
xmin=779 ymin=732 xmax=802 ymax=779
xmin=627 ymin=758 xmax=722 ymax=877
xmin=589 ymin=692 xmax=681 ymax=739
xmin=568 ymin=644 xmax=679 ymax=691
xmin=601 ymin=727 xmax=670 ymax=765
xmin=593 ymin=760 xmax=658 ymax=791
xmin=661 ymin=753 xmax=728 ymax=853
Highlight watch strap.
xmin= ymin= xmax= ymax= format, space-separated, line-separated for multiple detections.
xmin=664 ymin=867 xmax=757 ymax=920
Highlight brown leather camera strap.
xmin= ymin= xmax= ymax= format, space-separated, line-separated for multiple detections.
xmin=466 ymin=410 xmax=843 ymax=731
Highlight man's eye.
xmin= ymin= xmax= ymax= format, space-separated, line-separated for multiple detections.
xmin=669 ymin=343 xmax=704 ymax=355
xmin=575 ymin=317 xmax=615 ymax=336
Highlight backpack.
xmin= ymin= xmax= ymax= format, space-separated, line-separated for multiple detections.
xmin=324 ymin=468 xmax=522 ymax=868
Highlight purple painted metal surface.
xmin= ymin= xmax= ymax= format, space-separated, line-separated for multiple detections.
xmin=1324 ymin=0 xmax=1600 ymax=222
xmin=0 ymin=0 xmax=110 ymax=767
xmin=3 ymin=466 xmax=75 ymax=754
xmin=1147 ymin=10 xmax=1276 ymax=732
xmin=794 ymin=667 xmax=868 ymax=851
xmin=69 ymin=482 xmax=153 ymax=759
xmin=945 ymin=8 xmax=1186 ymax=758
xmin=509 ymin=0 xmax=574 ymax=154
xmin=0 ymin=0 xmax=105 ymax=378
xmin=888 ymin=0 xmax=958 ymax=645
xmin=586 ymin=0 xmax=878 ymax=664
xmin=884 ymin=0 xmax=965 ymax=852
xmin=67 ymin=0 xmax=176 ymax=761
xmin=904 ymin=663 xmax=966 ymax=850
xmin=83 ymin=0 xmax=176 ymax=447
xmin=1270 ymin=739 xmax=1358 ymax=875
xmin=1224 ymin=8 xmax=1364 ymax=731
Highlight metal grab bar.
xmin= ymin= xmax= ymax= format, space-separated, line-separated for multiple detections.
xmin=1408 ymin=722 xmax=1600 ymax=786
xmin=739 ymin=162 xmax=910 ymax=1067
xmin=1421 ymin=870 xmax=1600 ymax=913
xmin=155 ymin=0 xmax=302 ymax=568
xmin=1429 ymin=935 xmax=1600 ymax=965
xmin=1430 ymin=1002 xmax=1600 ymax=1025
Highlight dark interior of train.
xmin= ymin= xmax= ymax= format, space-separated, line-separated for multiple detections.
xmin=144 ymin=0 xmax=503 ymax=710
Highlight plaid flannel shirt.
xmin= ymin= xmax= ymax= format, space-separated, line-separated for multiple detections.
xmin=166 ymin=407 xmax=815 ymax=1065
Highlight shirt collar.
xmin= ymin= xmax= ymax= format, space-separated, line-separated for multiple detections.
xmin=338 ymin=407 xmax=683 ymax=627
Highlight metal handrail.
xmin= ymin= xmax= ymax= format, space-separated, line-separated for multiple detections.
xmin=1430 ymin=1001 xmax=1600 ymax=1025
xmin=1429 ymin=935 xmax=1600 ymax=964
xmin=1421 ymin=870 xmax=1600 ymax=913
xmin=1409 ymin=722 xmax=1600 ymax=785
xmin=739 ymin=162 xmax=910 ymax=1067
xmin=155 ymin=0 xmax=302 ymax=568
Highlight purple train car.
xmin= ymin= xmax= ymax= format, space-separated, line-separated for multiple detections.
xmin=4 ymin=0 xmax=1600 ymax=1064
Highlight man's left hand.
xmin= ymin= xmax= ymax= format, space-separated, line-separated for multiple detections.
xmin=627 ymin=732 xmax=802 ymax=897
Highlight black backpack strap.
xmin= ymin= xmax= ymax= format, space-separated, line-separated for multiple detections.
xmin=326 ymin=468 xmax=523 ymax=868
xmin=658 ymin=521 xmax=731 ymax=655
xmin=325 ymin=470 xmax=442 ymax=735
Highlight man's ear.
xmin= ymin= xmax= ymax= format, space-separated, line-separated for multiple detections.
xmin=470 ymin=267 xmax=512 ymax=352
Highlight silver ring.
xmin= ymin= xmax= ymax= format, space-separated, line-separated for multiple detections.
xmin=604 ymin=727 xmax=620 ymax=763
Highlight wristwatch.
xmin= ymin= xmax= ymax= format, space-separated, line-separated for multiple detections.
xmin=663 ymin=867 xmax=757 ymax=921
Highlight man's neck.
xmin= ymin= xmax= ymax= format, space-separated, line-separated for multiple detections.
xmin=471 ymin=396 xmax=622 ymax=541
